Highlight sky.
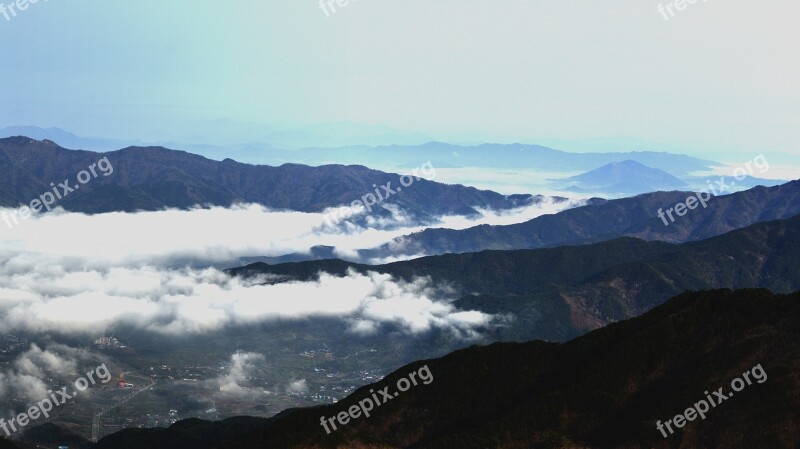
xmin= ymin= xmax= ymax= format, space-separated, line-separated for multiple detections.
xmin=1 ymin=0 xmax=798 ymax=159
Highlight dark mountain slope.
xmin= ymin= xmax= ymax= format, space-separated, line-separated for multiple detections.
xmin=231 ymin=214 xmax=800 ymax=342
xmin=93 ymin=289 xmax=800 ymax=449
xmin=0 ymin=137 xmax=537 ymax=219
xmin=0 ymin=441 xmax=31 ymax=449
xmin=17 ymin=423 xmax=93 ymax=449
xmin=230 ymin=237 xmax=679 ymax=296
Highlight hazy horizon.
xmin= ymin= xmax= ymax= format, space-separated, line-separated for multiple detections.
xmin=1 ymin=0 xmax=798 ymax=161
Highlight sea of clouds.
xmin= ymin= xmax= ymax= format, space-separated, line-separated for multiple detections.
xmin=0 ymin=199 xmax=580 ymax=339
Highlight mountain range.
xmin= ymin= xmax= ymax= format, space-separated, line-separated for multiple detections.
xmin=0 ymin=136 xmax=538 ymax=220
xmin=359 ymin=180 xmax=800 ymax=260
xmin=1 ymin=133 xmax=798 ymax=448
xmin=0 ymin=127 xmax=717 ymax=175
xmin=230 ymin=213 xmax=800 ymax=343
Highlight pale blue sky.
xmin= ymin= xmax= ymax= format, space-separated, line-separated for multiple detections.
xmin=1 ymin=0 xmax=798 ymax=158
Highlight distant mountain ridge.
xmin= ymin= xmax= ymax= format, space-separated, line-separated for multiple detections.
xmin=89 ymin=288 xmax=800 ymax=448
xmin=0 ymin=123 xmax=434 ymax=152
xmin=0 ymin=127 xmax=717 ymax=175
xmin=271 ymin=142 xmax=717 ymax=176
xmin=358 ymin=180 xmax=800 ymax=260
xmin=0 ymin=126 xmax=129 ymax=152
xmin=0 ymin=136 xmax=540 ymax=219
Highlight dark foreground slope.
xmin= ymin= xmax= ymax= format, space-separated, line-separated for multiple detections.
xmin=231 ymin=214 xmax=800 ymax=342
xmin=0 ymin=441 xmax=30 ymax=449
xmin=93 ymin=289 xmax=800 ymax=449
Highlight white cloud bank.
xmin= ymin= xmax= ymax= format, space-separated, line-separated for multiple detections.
xmin=0 ymin=199 xmax=580 ymax=339
xmin=0 ymin=263 xmax=490 ymax=337
xmin=0 ymin=198 xmax=581 ymax=266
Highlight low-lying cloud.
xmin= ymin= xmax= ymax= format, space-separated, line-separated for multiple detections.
xmin=0 ymin=263 xmax=491 ymax=337
xmin=0 ymin=199 xmax=580 ymax=266
xmin=214 ymin=352 xmax=266 ymax=399
xmin=0 ymin=200 xmax=577 ymax=339
xmin=0 ymin=344 xmax=106 ymax=411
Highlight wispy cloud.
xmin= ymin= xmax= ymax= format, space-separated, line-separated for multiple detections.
xmin=0 ymin=344 xmax=107 ymax=413
xmin=213 ymin=352 xmax=266 ymax=399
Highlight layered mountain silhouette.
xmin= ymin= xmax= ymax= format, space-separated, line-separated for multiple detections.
xmin=359 ymin=180 xmax=800 ymax=259
xmin=84 ymin=288 xmax=800 ymax=448
xmin=230 ymin=214 xmax=800 ymax=342
xmin=2 ymin=134 xmax=797 ymax=449
xmin=0 ymin=137 xmax=538 ymax=220
xmin=248 ymin=142 xmax=716 ymax=176
xmin=0 ymin=127 xmax=717 ymax=175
